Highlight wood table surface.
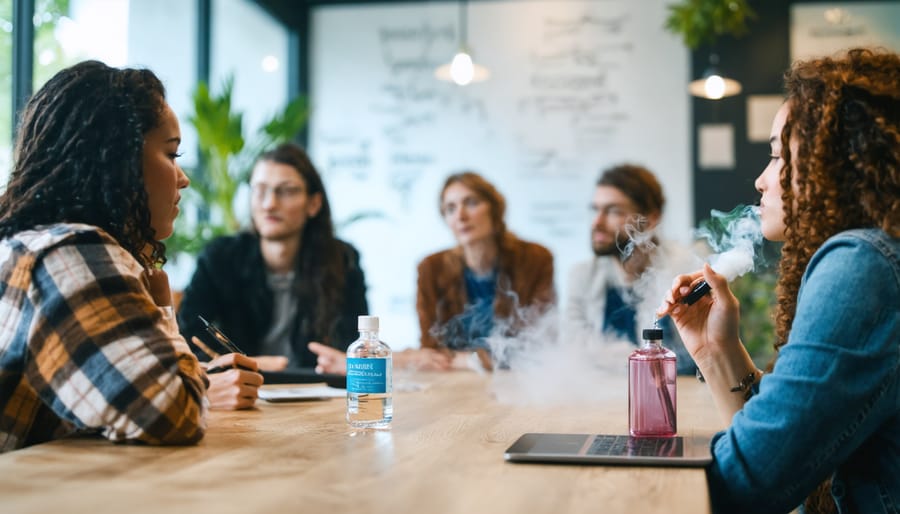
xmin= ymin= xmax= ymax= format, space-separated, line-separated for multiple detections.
xmin=0 ymin=371 xmax=724 ymax=514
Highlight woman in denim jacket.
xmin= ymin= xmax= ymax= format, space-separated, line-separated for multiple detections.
xmin=658 ymin=48 xmax=899 ymax=513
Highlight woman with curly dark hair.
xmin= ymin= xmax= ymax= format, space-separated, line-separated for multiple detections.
xmin=0 ymin=60 xmax=248 ymax=451
xmin=658 ymin=48 xmax=899 ymax=513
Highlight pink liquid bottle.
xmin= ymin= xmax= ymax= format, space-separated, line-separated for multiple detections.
xmin=628 ymin=327 xmax=677 ymax=437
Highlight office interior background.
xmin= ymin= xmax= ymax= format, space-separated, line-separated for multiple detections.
xmin=3 ymin=0 xmax=898 ymax=349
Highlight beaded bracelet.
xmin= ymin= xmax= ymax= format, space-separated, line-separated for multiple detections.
xmin=729 ymin=371 xmax=760 ymax=401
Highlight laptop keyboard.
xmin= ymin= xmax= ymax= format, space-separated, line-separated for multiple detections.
xmin=587 ymin=435 xmax=682 ymax=457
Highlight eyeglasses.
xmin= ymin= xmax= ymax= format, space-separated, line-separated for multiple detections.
xmin=590 ymin=203 xmax=633 ymax=220
xmin=250 ymin=183 xmax=305 ymax=202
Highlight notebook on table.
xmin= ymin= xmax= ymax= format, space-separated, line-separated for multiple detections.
xmin=261 ymin=368 xmax=346 ymax=388
xmin=258 ymin=385 xmax=345 ymax=402
xmin=503 ymin=433 xmax=712 ymax=467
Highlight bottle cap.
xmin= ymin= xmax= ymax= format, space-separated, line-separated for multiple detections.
xmin=358 ymin=315 xmax=379 ymax=331
xmin=642 ymin=328 xmax=663 ymax=340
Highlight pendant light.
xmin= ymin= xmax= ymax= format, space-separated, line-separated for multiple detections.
xmin=688 ymin=53 xmax=742 ymax=100
xmin=435 ymin=0 xmax=489 ymax=86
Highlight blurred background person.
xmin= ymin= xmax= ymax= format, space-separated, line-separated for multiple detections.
xmin=566 ymin=164 xmax=697 ymax=374
xmin=178 ymin=143 xmax=368 ymax=373
xmin=310 ymin=172 xmax=556 ymax=375
xmin=417 ymin=171 xmax=556 ymax=370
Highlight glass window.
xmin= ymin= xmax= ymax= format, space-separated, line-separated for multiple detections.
xmin=35 ymin=0 xmax=122 ymax=88
xmin=211 ymin=0 xmax=288 ymax=145
xmin=35 ymin=0 xmax=197 ymax=166
xmin=3 ymin=0 xmax=196 ymax=186
xmin=1 ymin=0 xmax=11 ymax=186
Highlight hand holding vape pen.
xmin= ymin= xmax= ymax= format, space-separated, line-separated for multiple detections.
xmin=680 ymin=280 xmax=711 ymax=305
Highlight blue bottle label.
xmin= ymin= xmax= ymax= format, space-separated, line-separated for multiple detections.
xmin=346 ymin=358 xmax=388 ymax=393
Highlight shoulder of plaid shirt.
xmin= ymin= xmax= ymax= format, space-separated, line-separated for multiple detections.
xmin=0 ymin=223 xmax=208 ymax=453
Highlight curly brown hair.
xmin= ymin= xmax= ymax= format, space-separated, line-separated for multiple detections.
xmin=0 ymin=60 xmax=169 ymax=267
xmin=774 ymin=48 xmax=900 ymax=354
xmin=772 ymin=48 xmax=900 ymax=513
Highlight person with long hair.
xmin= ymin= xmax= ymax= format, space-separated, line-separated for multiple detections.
xmin=178 ymin=143 xmax=368 ymax=375
xmin=0 ymin=60 xmax=221 ymax=451
xmin=658 ymin=48 xmax=899 ymax=513
xmin=416 ymin=171 xmax=556 ymax=369
xmin=310 ymin=171 xmax=556 ymax=375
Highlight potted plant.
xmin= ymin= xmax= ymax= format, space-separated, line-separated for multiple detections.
xmin=665 ymin=0 xmax=757 ymax=49
xmin=166 ymin=75 xmax=309 ymax=260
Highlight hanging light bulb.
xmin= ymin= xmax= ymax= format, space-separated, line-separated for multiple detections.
xmin=703 ymin=74 xmax=726 ymax=99
xmin=688 ymin=54 xmax=742 ymax=99
xmin=436 ymin=49 xmax=489 ymax=86
xmin=435 ymin=1 xmax=489 ymax=86
xmin=450 ymin=52 xmax=475 ymax=85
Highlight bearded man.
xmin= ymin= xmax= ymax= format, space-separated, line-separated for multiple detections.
xmin=564 ymin=164 xmax=696 ymax=374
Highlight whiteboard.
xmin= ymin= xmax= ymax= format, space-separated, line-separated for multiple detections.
xmin=309 ymin=0 xmax=690 ymax=348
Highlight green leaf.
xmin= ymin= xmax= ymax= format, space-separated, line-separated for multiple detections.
xmin=664 ymin=0 xmax=757 ymax=49
xmin=263 ymin=95 xmax=310 ymax=141
xmin=166 ymin=76 xmax=311 ymax=260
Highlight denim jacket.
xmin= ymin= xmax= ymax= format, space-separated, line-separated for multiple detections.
xmin=707 ymin=229 xmax=900 ymax=514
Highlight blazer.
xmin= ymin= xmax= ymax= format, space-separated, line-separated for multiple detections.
xmin=416 ymin=235 xmax=555 ymax=349
xmin=177 ymin=231 xmax=368 ymax=368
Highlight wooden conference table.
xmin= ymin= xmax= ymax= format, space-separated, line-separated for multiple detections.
xmin=0 ymin=371 xmax=724 ymax=514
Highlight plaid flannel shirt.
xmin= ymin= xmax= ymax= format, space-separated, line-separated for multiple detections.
xmin=0 ymin=223 xmax=207 ymax=452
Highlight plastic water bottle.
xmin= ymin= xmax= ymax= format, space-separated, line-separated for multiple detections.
xmin=628 ymin=328 xmax=677 ymax=437
xmin=346 ymin=315 xmax=392 ymax=428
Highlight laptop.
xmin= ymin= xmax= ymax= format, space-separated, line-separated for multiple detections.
xmin=503 ymin=433 xmax=712 ymax=467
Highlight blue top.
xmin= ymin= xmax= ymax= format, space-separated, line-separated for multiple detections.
xmin=707 ymin=229 xmax=900 ymax=513
xmin=602 ymin=287 xmax=638 ymax=345
xmin=448 ymin=267 xmax=496 ymax=351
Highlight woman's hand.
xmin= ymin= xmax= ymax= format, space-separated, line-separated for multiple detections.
xmin=657 ymin=264 xmax=757 ymax=422
xmin=251 ymin=355 xmax=289 ymax=372
xmin=307 ymin=342 xmax=346 ymax=375
xmin=396 ymin=348 xmax=453 ymax=371
xmin=656 ymin=264 xmax=742 ymax=366
xmin=204 ymin=353 xmax=263 ymax=410
xmin=143 ymin=268 xmax=173 ymax=307
xmin=307 ymin=344 xmax=455 ymax=375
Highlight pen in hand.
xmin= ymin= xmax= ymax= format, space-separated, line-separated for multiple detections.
xmin=198 ymin=315 xmax=246 ymax=355
xmin=190 ymin=336 xmax=221 ymax=361
xmin=192 ymin=337 xmax=257 ymax=374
